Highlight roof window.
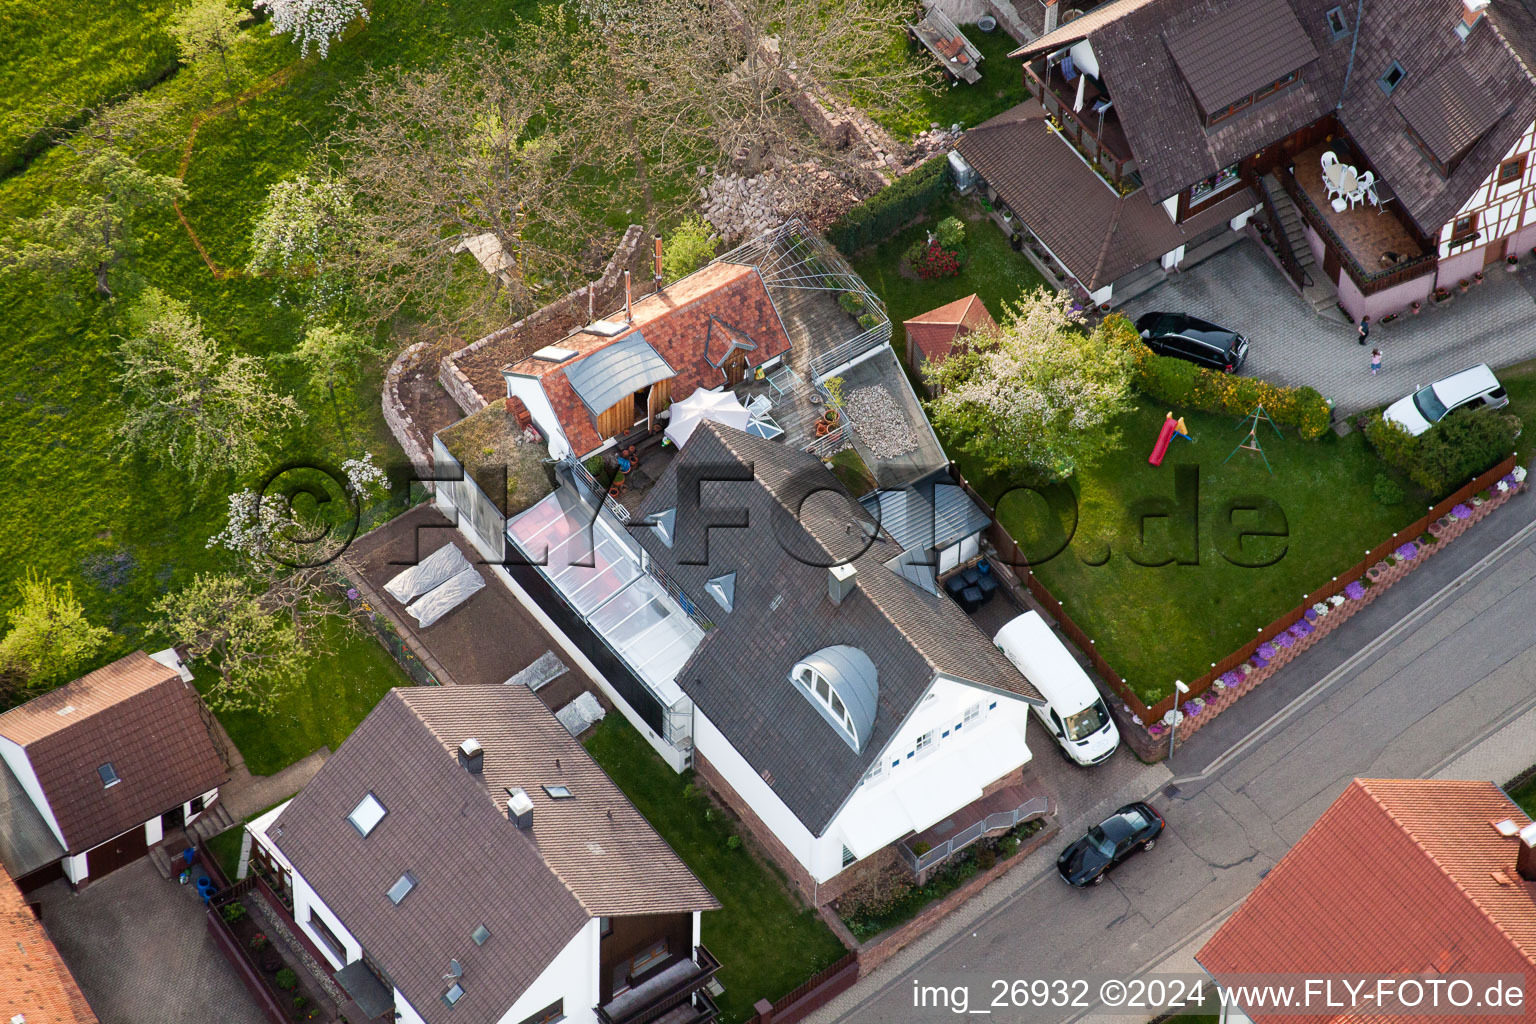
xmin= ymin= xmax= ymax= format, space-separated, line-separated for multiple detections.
xmin=348 ymin=793 xmax=387 ymax=837
xmin=443 ymin=982 xmax=466 ymax=1007
xmin=1325 ymin=6 xmax=1348 ymax=38
xmin=790 ymin=646 xmax=878 ymax=753
xmin=472 ymin=924 xmax=491 ymax=945
xmin=387 ymin=871 xmax=417 ymax=905
xmin=98 ymin=763 xmax=120 ymax=788
xmin=705 ymin=572 xmax=736 ymax=612
xmin=543 ymin=784 xmax=574 ymax=799
xmin=1378 ymin=61 xmax=1406 ymax=96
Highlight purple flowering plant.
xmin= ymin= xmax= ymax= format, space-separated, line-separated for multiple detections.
xmin=1344 ymin=580 xmax=1365 ymax=600
xmin=1395 ymin=541 xmax=1418 ymax=560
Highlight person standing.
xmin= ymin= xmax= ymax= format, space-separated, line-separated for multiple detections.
xmin=1357 ymin=316 xmax=1370 ymax=345
xmin=1371 ymin=347 xmax=1382 ymax=375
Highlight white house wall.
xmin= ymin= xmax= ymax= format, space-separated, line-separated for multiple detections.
xmin=492 ymin=918 xmax=600 ymax=1024
xmin=696 ymin=678 xmax=1033 ymax=885
xmin=1439 ymin=119 xmax=1536 ymax=259
xmin=828 ymin=677 xmax=1033 ymax=865
xmin=1068 ymin=39 xmax=1100 ymax=79
xmin=0 ymin=735 xmax=67 ymax=850
xmin=248 ymin=805 xmax=365 ymax=971
xmin=506 ymin=375 xmax=573 ymax=461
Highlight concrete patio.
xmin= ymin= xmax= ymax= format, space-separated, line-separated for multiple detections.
xmin=1122 ymin=240 xmax=1536 ymax=416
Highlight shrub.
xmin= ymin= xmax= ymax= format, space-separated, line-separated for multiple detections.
xmin=220 ymin=902 xmax=247 ymax=925
xmin=837 ymin=291 xmax=865 ymax=314
xmin=250 ymin=933 xmax=269 ymax=952
xmin=724 ymin=834 xmax=742 ymax=851
xmin=662 ymin=216 xmax=718 ymax=285
xmin=911 ymin=241 xmax=962 ymax=279
xmin=934 ymin=215 xmax=966 ymax=250
xmin=1102 ymin=314 xmax=1331 ymax=439
xmin=1364 ymin=409 xmax=1521 ymax=496
xmin=293 ymin=995 xmax=308 ymax=1011
xmin=1372 ymin=473 xmax=1405 ymax=506
xmin=275 ymin=968 xmax=298 ymax=991
xmin=857 ymin=312 xmax=880 ymax=329
xmin=826 ymin=155 xmax=950 ymax=253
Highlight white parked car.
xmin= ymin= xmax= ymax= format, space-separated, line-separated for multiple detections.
xmin=1382 ymin=363 xmax=1508 ymax=436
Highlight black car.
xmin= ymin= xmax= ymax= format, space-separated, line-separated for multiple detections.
xmin=1135 ymin=312 xmax=1248 ymax=373
xmin=1056 ymin=802 xmax=1164 ymax=887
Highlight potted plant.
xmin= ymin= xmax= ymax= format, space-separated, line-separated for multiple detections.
xmin=1508 ymin=255 xmax=1521 ymax=272
xmin=1410 ymin=300 xmax=1421 ymax=314
xmin=1473 ymin=270 xmax=1485 ymax=284
xmin=1434 ymin=286 xmax=1450 ymax=302
xmin=1009 ymin=231 xmax=1023 ymax=250
xmin=1458 ymin=278 xmax=1470 ymax=292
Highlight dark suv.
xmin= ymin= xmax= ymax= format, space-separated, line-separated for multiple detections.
xmin=1135 ymin=312 xmax=1248 ymax=373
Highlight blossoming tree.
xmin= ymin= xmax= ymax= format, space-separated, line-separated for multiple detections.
xmin=253 ymin=0 xmax=367 ymax=59
xmin=925 ymin=288 xmax=1136 ymax=482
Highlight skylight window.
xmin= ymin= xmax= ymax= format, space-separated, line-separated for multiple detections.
xmin=98 ymin=763 xmax=120 ymax=788
xmin=1378 ymin=61 xmax=1405 ymax=95
xmin=705 ymin=572 xmax=736 ymax=613
xmin=472 ymin=924 xmax=491 ymax=945
xmin=543 ymin=784 xmax=574 ymax=799
xmin=387 ymin=871 xmax=417 ymax=905
xmin=348 ymin=793 xmax=387 ymax=837
xmin=443 ymin=982 xmax=465 ymax=1007
xmin=1325 ymin=5 xmax=1348 ymax=38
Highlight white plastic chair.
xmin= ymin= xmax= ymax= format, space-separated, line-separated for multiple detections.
xmin=1322 ymin=156 xmax=1346 ymax=202
xmin=1356 ymin=170 xmax=1378 ymax=207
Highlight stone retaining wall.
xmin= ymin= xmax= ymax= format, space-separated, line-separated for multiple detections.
xmin=381 ymin=341 xmax=433 ymax=481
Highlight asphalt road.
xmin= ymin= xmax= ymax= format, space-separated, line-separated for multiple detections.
xmin=827 ymin=485 xmax=1536 ymax=1024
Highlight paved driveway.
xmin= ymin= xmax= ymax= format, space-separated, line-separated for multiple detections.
xmin=38 ymin=859 xmax=267 ymax=1024
xmin=1121 ymin=241 xmax=1536 ymax=416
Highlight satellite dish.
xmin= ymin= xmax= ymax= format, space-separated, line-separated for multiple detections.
xmin=445 ymin=959 xmax=463 ymax=979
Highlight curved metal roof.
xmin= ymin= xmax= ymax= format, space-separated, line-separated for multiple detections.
xmin=563 ymin=332 xmax=675 ymax=416
xmin=796 ymin=645 xmax=878 ymax=752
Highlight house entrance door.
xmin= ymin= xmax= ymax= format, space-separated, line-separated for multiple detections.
xmin=722 ymin=349 xmax=749 ymax=385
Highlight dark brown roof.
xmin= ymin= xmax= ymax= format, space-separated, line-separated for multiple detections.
xmin=0 ymin=652 xmax=227 ymax=855
xmin=1487 ymin=0 xmax=1536 ymax=81
xmin=0 ymin=862 xmax=98 ymax=1023
xmin=1163 ymin=0 xmax=1319 ymax=113
xmin=957 ymin=102 xmax=1258 ymax=289
xmin=272 ymin=687 xmax=714 ymax=1024
xmin=1198 ymin=780 xmax=1536 ymax=1022
xmin=632 ymin=422 xmax=1042 ymax=835
xmin=1393 ymin=59 xmax=1512 ymax=163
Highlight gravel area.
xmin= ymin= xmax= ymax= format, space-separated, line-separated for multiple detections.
xmin=845 ymin=385 xmax=918 ymax=457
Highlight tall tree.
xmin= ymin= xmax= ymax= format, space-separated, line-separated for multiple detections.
xmin=116 ymin=289 xmax=300 ymax=487
xmin=153 ymin=572 xmax=308 ymax=713
xmin=0 ymin=570 xmax=114 ymax=688
xmin=925 ymin=289 xmax=1137 ymax=482
xmin=287 ymin=323 xmax=383 ymax=398
xmin=167 ymin=0 xmax=247 ymax=88
xmin=253 ymin=0 xmax=368 ymax=59
xmin=247 ymin=168 xmax=359 ymax=316
xmin=576 ymin=0 xmax=930 ymax=178
xmin=328 ymin=38 xmax=596 ymax=329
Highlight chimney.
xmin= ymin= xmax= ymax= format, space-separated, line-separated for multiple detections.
xmin=1517 ymin=822 xmax=1536 ymax=881
xmin=1460 ymin=0 xmax=1488 ymax=36
xmin=828 ymin=563 xmax=857 ymax=606
xmin=653 ymin=235 xmax=664 ymax=291
xmin=624 ymin=271 xmax=633 ymax=322
xmin=507 ymin=787 xmax=534 ymax=829
xmin=457 ymin=737 xmax=484 ymax=775
xmin=1043 ymin=0 xmax=1059 ymax=35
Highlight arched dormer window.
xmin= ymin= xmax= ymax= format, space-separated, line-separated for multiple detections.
xmin=790 ymin=646 xmax=877 ymax=753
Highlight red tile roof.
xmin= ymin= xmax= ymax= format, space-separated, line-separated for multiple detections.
xmin=0 ymin=652 xmax=227 ymax=854
xmin=1198 ymin=779 xmax=1536 ymax=1023
xmin=504 ymin=261 xmax=793 ymax=456
xmin=903 ymin=294 xmax=996 ymax=368
xmin=0 ymin=863 xmax=97 ymax=1023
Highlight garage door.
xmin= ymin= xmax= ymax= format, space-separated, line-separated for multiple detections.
xmin=86 ymin=826 xmax=148 ymax=880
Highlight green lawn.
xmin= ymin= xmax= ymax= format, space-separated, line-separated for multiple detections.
xmin=214 ymin=619 xmax=410 ymax=776
xmin=0 ymin=0 xmax=180 ymax=173
xmin=1498 ymin=357 xmax=1536 ymax=466
xmin=955 ymin=402 xmax=1426 ymax=704
xmin=1509 ymin=775 xmax=1536 ymax=818
xmin=864 ymin=23 xmax=1029 ymax=139
xmin=828 ymin=446 xmax=877 ymax=496
xmin=205 ymin=820 xmax=245 ymax=882
xmin=849 ymin=195 xmax=1048 ymax=364
xmin=584 ymin=717 xmax=847 ymax=1024
xmin=0 ymin=0 xmax=643 ymax=768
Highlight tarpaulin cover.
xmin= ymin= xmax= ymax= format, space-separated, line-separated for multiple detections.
xmin=384 ymin=542 xmax=471 ymax=605
xmin=404 ymin=565 xmax=485 ymax=628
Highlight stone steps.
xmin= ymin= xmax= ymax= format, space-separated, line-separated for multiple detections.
xmin=190 ymin=799 xmax=238 ymax=844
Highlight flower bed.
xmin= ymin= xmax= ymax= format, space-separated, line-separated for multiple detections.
xmin=1139 ymin=462 xmax=1525 ymax=747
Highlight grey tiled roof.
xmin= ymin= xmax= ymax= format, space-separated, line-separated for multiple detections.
xmin=1393 ymin=60 xmax=1512 ymax=164
xmin=633 ymin=423 xmax=1041 ymax=836
xmin=272 ymin=687 xmax=714 ymax=1024
xmin=1163 ymin=0 xmax=1319 ymax=113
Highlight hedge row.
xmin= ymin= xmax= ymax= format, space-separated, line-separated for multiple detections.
xmin=1101 ymin=316 xmax=1332 ymax=439
xmin=826 ymin=155 xmax=950 ymax=254
xmin=1363 ymin=408 xmax=1521 ymax=496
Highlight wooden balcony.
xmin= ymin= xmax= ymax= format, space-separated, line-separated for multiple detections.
xmin=598 ymin=946 xmax=722 ymax=1024
xmin=1283 ymin=142 xmax=1437 ymax=296
xmin=1023 ymin=60 xmax=1140 ymax=192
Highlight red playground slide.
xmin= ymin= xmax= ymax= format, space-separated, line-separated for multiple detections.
xmin=1148 ymin=414 xmax=1177 ymax=467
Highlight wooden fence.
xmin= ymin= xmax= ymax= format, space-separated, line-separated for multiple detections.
xmin=956 ymin=454 xmax=1518 ymax=727
xmin=750 ymin=953 xmax=860 ymax=1024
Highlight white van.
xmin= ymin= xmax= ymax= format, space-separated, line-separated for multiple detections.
xmin=993 ymin=612 xmax=1119 ymax=766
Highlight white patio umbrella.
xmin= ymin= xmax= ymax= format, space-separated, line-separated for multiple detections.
xmin=663 ymin=388 xmax=751 ymax=447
